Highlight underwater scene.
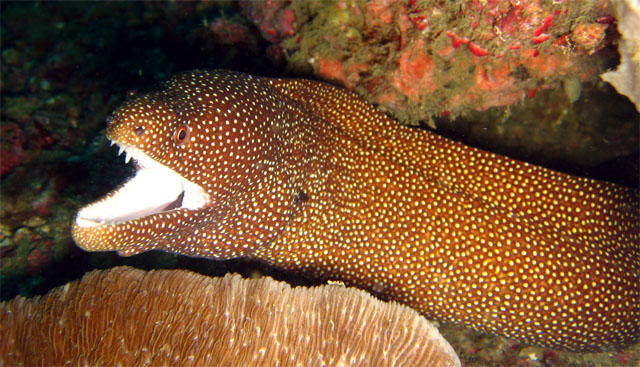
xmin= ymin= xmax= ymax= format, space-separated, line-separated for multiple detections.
xmin=1 ymin=1 xmax=639 ymax=366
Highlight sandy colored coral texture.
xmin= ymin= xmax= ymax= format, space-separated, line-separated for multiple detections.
xmin=0 ymin=266 xmax=460 ymax=367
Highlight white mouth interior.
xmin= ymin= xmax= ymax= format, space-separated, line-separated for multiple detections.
xmin=75 ymin=143 xmax=209 ymax=228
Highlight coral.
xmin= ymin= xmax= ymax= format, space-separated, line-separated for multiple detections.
xmin=1 ymin=267 xmax=461 ymax=367
xmin=244 ymin=0 xmax=614 ymax=122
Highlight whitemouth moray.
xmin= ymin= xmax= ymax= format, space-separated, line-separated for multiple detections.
xmin=73 ymin=70 xmax=640 ymax=352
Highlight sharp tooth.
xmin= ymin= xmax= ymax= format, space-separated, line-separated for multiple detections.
xmin=125 ymin=150 xmax=132 ymax=164
xmin=110 ymin=141 xmax=115 ymax=147
xmin=118 ymin=146 xmax=125 ymax=156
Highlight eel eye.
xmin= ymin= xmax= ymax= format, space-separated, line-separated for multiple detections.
xmin=134 ymin=126 xmax=145 ymax=136
xmin=173 ymin=125 xmax=190 ymax=145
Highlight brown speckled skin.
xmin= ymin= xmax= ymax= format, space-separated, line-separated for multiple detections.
xmin=73 ymin=70 xmax=640 ymax=352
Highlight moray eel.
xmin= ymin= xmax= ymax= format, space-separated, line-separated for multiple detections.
xmin=72 ymin=70 xmax=640 ymax=352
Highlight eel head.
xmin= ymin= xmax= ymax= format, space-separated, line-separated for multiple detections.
xmin=72 ymin=70 xmax=300 ymax=257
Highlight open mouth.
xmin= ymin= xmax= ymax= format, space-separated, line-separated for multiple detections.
xmin=75 ymin=142 xmax=209 ymax=228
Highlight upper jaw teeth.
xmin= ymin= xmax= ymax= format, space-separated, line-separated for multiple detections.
xmin=75 ymin=141 xmax=210 ymax=228
xmin=115 ymin=142 xmax=142 ymax=165
xmin=113 ymin=142 xmax=210 ymax=210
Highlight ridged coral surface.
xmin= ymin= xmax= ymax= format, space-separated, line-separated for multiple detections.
xmin=0 ymin=267 xmax=460 ymax=367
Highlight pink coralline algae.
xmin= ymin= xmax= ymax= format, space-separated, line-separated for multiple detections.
xmin=242 ymin=0 xmax=614 ymax=122
xmin=240 ymin=0 xmax=296 ymax=63
xmin=209 ymin=18 xmax=251 ymax=45
xmin=26 ymin=245 xmax=52 ymax=275
xmin=1 ymin=123 xmax=25 ymax=176
xmin=240 ymin=0 xmax=295 ymax=44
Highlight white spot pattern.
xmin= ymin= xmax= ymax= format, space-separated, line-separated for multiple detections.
xmin=73 ymin=70 xmax=640 ymax=352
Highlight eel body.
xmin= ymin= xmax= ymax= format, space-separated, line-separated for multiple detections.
xmin=72 ymin=70 xmax=640 ymax=352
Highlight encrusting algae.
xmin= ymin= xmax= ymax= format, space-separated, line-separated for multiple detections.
xmin=72 ymin=70 xmax=640 ymax=352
